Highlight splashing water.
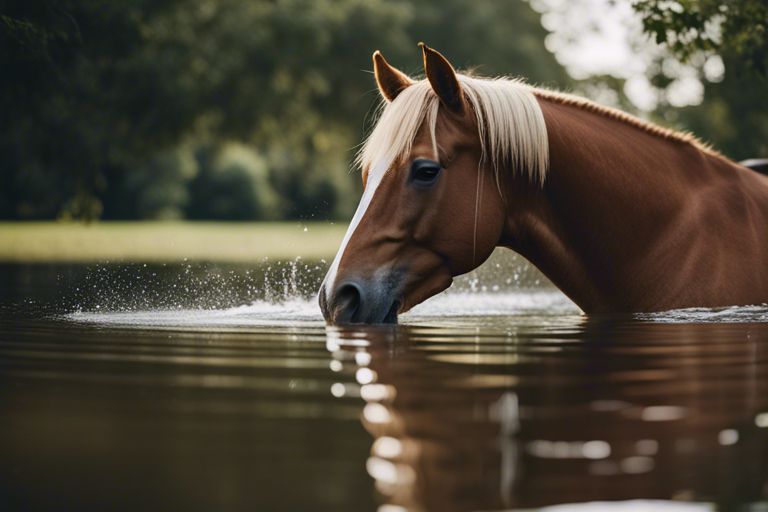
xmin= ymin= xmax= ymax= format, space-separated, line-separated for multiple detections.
xmin=63 ymin=250 xmax=576 ymax=327
xmin=62 ymin=250 xmax=768 ymax=327
xmin=67 ymin=257 xmax=326 ymax=313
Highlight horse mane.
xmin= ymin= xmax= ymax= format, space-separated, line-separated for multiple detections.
xmin=357 ymin=74 xmax=719 ymax=187
xmin=532 ymin=87 xmax=719 ymax=157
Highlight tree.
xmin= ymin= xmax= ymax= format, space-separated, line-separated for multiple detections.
xmin=634 ymin=0 xmax=768 ymax=76
xmin=0 ymin=0 xmax=190 ymax=219
xmin=1 ymin=0 xmax=569 ymax=220
xmin=632 ymin=1 xmax=768 ymax=159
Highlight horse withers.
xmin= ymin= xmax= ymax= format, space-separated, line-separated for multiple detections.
xmin=319 ymin=44 xmax=768 ymax=324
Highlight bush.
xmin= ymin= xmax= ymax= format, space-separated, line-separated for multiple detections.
xmin=187 ymin=142 xmax=281 ymax=220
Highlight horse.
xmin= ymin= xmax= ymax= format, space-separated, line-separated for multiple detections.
xmin=318 ymin=43 xmax=768 ymax=325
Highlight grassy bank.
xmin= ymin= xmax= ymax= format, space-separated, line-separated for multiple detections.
xmin=0 ymin=222 xmax=346 ymax=263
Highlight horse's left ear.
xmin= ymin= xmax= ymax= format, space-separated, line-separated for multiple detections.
xmin=420 ymin=43 xmax=464 ymax=113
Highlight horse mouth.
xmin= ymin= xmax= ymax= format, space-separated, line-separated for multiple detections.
xmin=382 ymin=300 xmax=400 ymax=324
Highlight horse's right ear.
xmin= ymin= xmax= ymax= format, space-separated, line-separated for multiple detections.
xmin=373 ymin=51 xmax=413 ymax=102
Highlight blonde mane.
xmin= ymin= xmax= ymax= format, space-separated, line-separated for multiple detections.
xmin=357 ymin=73 xmax=720 ymax=186
xmin=357 ymin=75 xmax=549 ymax=186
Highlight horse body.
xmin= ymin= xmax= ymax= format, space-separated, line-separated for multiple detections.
xmin=511 ymin=96 xmax=768 ymax=313
xmin=318 ymin=44 xmax=768 ymax=324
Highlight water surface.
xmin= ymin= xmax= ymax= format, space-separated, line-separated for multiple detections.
xmin=1 ymin=253 xmax=767 ymax=511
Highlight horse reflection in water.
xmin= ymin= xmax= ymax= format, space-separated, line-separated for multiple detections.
xmin=326 ymin=321 xmax=768 ymax=511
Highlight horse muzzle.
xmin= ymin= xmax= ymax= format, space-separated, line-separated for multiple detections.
xmin=319 ymin=276 xmax=401 ymax=325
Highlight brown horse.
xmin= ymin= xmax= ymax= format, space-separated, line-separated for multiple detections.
xmin=319 ymin=43 xmax=768 ymax=325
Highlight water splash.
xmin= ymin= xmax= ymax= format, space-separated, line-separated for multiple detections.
xmin=68 ymin=290 xmax=578 ymax=328
xmin=61 ymin=249 xmax=768 ymax=327
xmin=67 ymin=257 xmax=325 ymax=313
xmin=68 ymin=298 xmax=322 ymax=328
xmin=62 ymin=250 xmax=574 ymax=327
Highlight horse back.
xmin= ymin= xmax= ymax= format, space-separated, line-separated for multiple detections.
xmin=697 ymin=156 xmax=768 ymax=304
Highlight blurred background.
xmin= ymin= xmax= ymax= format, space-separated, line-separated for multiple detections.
xmin=1 ymin=0 xmax=766 ymax=260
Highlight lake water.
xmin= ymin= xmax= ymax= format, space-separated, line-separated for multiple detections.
xmin=1 ymin=251 xmax=767 ymax=511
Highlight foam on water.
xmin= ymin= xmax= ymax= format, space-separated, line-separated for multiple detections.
xmin=410 ymin=289 xmax=579 ymax=317
xmin=66 ymin=282 xmax=768 ymax=328
xmin=636 ymin=303 xmax=768 ymax=323
xmin=67 ymin=298 xmax=321 ymax=328
xmin=67 ymin=289 xmax=578 ymax=328
xmin=528 ymin=500 xmax=714 ymax=512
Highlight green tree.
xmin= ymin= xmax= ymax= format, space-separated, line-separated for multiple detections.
xmin=634 ymin=0 xmax=768 ymax=75
xmin=1 ymin=0 xmax=191 ymax=219
xmin=675 ymin=52 xmax=768 ymax=160
xmin=1 ymin=0 xmax=569 ymax=220
xmin=187 ymin=143 xmax=280 ymax=221
xmin=633 ymin=0 xmax=768 ymax=159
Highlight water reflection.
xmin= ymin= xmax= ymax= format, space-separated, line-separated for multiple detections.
xmin=327 ymin=318 xmax=768 ymax=511
xmin=3 ymin=260 xmax=768 ymax=511
xmin=0 ymin=317 xmax=374 ymax=512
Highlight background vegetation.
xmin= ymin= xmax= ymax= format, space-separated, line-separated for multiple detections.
xmin=2 ymin=0 xmax=765 ymax=222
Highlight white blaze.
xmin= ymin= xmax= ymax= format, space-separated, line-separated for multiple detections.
xmin=323 ymin=157 xmax=391 ymax=300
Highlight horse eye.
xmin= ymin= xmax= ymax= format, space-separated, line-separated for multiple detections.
xmin=410 ymin=159 xmax=442 ymax=186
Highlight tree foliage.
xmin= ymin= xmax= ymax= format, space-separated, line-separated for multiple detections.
xmin=3 ymin=0 xmax=765 ymax=222
xmin=0 ymin=0 xmax=565 ymax=220
xmin=632 ymin=0 xmax=767 ymax=160
xmin=634 ymin=0 xmax=768 ymax=75
xmin=675 ymin=52 xmax=768 ymax=160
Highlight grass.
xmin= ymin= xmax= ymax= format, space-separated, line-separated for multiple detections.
xmin=0 ymin=221 xmax=347 ymax=263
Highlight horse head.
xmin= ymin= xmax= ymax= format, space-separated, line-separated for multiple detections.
xmin=318 ymin=44 xmax=547 ymax=324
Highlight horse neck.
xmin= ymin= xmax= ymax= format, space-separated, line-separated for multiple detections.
xmin=499 ymin=96 xmax=730 ymax=312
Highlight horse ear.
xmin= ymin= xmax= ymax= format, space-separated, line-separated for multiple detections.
xmin=373 ymin=51 xmax=413 ymax=102
xmin=420 ymin=43 xmax=464 ymax=113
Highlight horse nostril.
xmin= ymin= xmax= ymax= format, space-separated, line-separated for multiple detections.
xmin=332 ymin=282 xmax=363 ymax=324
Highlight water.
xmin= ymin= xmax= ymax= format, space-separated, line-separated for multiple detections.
xmin=1 ymin=252 xmax=767 ymax=511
